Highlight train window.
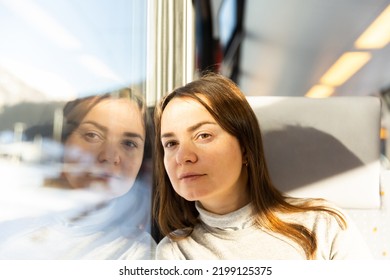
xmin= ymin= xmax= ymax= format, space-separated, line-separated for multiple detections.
xmin=0 ymin=0 xmax=156 ymax=259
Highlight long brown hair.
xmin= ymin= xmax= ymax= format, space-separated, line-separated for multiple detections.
xmin=153 ymin=73 xmax=346 ymax=259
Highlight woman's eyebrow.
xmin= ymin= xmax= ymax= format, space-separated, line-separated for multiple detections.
xmin=81 ymin=121 xmax=144 ymax=141
xmin=123 ymin=132 xmax=144 ymax=141
xmin=187 ymin=121 xmax=217 ymax=133
xmin=161 ymin=121 xmax=217 ymax=139
xmin=80 ymin=121 xmax=107 ymax=132
xmin=161 ymin=132 xmax=174 ymax=139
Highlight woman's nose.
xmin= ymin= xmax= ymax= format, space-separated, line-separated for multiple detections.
xmin=175 ymin=142 xmax=197 ymax=165
xmin=97 ymin=143 xmax=120 ymax=165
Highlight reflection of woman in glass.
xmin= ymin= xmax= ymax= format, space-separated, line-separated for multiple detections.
xmin=57 ymin=88 xmax=148 ymax=195
xmin=0 ymin=88 xmax=156 ymax=259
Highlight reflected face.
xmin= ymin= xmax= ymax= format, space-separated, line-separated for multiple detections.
xmin=160 ymin=97 xmax=248 ymax=214
xmin=63 ymin=98 xmax=145 ymax=197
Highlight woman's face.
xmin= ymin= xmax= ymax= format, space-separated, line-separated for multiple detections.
xmin=63 ymin=98 xmax=145 ymax=197
xmin=160 ymin=96 xmax=249 ymax=214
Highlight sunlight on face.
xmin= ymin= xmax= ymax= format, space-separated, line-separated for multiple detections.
xmin=63 ymin=98 xmax=145 ymax=198
xmin=160 ymin=97 xmax=249 ymax=214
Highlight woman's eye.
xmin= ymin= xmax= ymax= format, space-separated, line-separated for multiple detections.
xmin=163 ymin=141 xmax=177 ymax=149
xmin=198 ymin=133 xmax=211 ymax=140
xmin=123 ymin=140 xmax=137 ymax=148
xmin=84 ymin=132 xmax=102 ymax=142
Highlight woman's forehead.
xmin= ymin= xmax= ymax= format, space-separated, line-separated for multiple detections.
xmin=82 ymin=98 xmax=145 ymax=131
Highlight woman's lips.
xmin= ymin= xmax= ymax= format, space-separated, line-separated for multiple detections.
xmin=179 ymin=173 xmax=205 ymax=181
xmin=87 ymin=172 xmax=121 ymax=181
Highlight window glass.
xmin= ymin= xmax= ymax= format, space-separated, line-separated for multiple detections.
xmin=0 ymin=0 xmax=154 ymax=260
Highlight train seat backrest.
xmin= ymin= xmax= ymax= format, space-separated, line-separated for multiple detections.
xmin=247 ymin=96 xmax=381 ymax=209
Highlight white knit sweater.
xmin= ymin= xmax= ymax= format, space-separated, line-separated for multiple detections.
xmin=156 ymin=202 xmax=372 ymax=260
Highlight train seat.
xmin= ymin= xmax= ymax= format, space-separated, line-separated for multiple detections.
xmin=247 ymin=96 xmax=389 ymax=259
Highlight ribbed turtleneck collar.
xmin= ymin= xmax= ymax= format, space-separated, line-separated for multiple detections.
xmin=195 ymin=202 xmax=254 ymax=231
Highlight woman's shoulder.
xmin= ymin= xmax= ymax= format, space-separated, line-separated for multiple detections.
xmin=282 ymin=197 xmax=347 ymax=228
xmin=284 ymin=197 xmax=373 ymax=259
xmin=156 ymin=229 xmax=186 ymax=248
xmin=286 ymin=196 xmax=339 ymax=207
xmin=286 ymin=196 xmax=345 ymax=213
xmin=155 ymin=235 xmax=181 ymax=260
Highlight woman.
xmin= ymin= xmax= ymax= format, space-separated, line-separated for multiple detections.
xmin=0 ymin=88 xmax=156 ymax=259
xmin=153 ymin=73 xmax=372 ymax=260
